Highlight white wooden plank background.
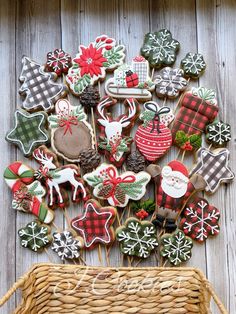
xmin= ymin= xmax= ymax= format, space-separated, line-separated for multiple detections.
xmin=0 ymin=0 xmax=235 ymax=313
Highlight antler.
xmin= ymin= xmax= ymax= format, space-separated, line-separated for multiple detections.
xmin=33 ymin=148 xmax=50 ymax=163
xmin=97 ymin=97 xmax=114 ymax=121
xmin=119 ymin=98 xmax=137 ymax=125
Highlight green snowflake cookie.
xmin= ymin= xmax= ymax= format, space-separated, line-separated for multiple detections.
xmin=161 ymin=229 xmax=193 ymax=266
xmin=206 ymin=120 xmax=231 ymax=146
xmin=141 ymin=29 xmax=180 ymax=68
xmin=18 ymin=221 xmax=52 ymax=252
xmin=181 ymin=53 xmax=206 ymax=79
xmin=116 ymin=218 xmax=158 ymax=258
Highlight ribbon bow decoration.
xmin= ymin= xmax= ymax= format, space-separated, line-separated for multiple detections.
xmin=58 ymin=115 xmax=78 ymax=135
xmin=144 ymin=102 xmax=170 ymax=133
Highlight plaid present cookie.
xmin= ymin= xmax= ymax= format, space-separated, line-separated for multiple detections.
xmin=5 ymin=109 xmax=49 ymax=156
xmin=19 ymin=56 xmax=68 ymax=112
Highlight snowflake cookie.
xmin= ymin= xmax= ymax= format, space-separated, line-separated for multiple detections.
xmin=181 ymin=53 xmax=206 ymax=79
xmin=116 ymin=218 xmax=158 ymax=258
xmin=46 ymin=49 xmax=72 ymax=76
xmin=51 ymin=231 xmax=83 ymax=260
xmin=180 ymin=197 xmax=220 ymax=243
xmin=18 ymin=221 xmax=52 ymax=252
xmin=154 ymin=67 xmax=188 ymax=98
xmin=161 ymin=229 xmax=193 ymax=266
xmin=206 ymin=120 xmax=231 ymax=147
xmin=141 ymin=29 xmax=180 ymax=68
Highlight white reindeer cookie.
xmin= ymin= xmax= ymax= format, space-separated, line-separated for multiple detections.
xmin=97 ymin=96 xmax=139 ymax=167
xmin=33 ymin=146 xmax=88 ymax=208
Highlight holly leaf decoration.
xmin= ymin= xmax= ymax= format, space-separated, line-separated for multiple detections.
xmin=103 ymin=45 xmax=125 ymax=69
xmin=84 ymin=175 xmax=103 ymax=187
xmin=175 ymin=131 xmax=189 ymax=146
xmin=175 ymin=131 xmax=201 ymax=151
xmin=189 ymin=134 xmax=202 ymax=149
xmin=74 ymin=74 xmax=91 ymax=94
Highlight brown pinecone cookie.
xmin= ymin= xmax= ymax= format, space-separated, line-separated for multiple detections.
xmin=79 ymin=85 xmax=100 ymax=110
xmin=79 ymin=149 xmax=101 ymax=173
xmin=126 ymin=150 xmax=146 ymax=173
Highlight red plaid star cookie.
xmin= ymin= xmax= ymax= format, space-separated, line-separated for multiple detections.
xmin=71 ymin=199 xmax=117 ymax=249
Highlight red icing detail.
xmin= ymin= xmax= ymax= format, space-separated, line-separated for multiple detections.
xmin=126 ymin=72 xmax=139 ymax=87
xmin=133 ymin=56 xmax=146 ymax=62
xmin=167 ymin=161 xmax=189 ymax=178
xmin=58 ymin=116 xmax=78 ymax=135
xmin=31 ymin=197 xmax=40 ymax=216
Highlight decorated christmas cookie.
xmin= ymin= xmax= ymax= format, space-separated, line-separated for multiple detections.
xmin=48 ymin=99 xmax=95 ymax=162
xmin=79 ymin=149 xmax=101 ymax=173
xmin=181 ymin=53 xmax=206 ymax=79
xmin=66 ymin=35 xmax=125 ymax=95
xmin=18 ymin=221 xmax=52 ymax=252
xmin=71 ymin=199 xmax=117 ymax=249
xmin=84 ymin=163 xmax=151 ymax=207
xmin=5 ymin=109 xmax=49 ymax=157
xmin=180 ymin=197 xmax=220 ymax=243
xmin=206 ymin=120 xmax=231 ymax=146
xmin=130 ymin=199 xmax=156 ymax=220
xmin=79 ymin=85 xmax=100 ymax=111
xmin=116 ymin=218 xmax=158 ymax=258
xmin=191 ymin=148 xmax=234 ymax=193
xmin=141 ymin=29 xmax=180 ymax=68
xmin=19 ymin=56 xmax=68 ymax=112
xmin=51 ymin=231 xmax=83 ymax=260
xmin=135 ymin=102 xmax=172 ymax=161
xmin=105 ymin=56 xmax=155 ymax=100
xmin=126 ymin=150 xmax=146 ymax=173
xmin=33 ymin=146 xmax=88 ymax=208
xmin=154 ymin=67 xmax=188 ymax=98
xmin=46 ymin=48 xmax=72 ymax=76
xmin=161 ymin=229 xmax=193 ymax=266
xmin=97 ymin=97 xmax=138 ymax=166
xmin=4 ymin=161 xmax=35 ymax=190
xmin=175 ymin=131 xmax=202 ymax=152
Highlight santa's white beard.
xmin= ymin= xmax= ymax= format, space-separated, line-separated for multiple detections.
xmin=161 ymin=179 xmax=188 ymax=198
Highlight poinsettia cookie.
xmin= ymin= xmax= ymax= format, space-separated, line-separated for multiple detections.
xmin=46 ymin=48 xmax=72 ymax=76
xmin=84 ymin=163 xmax=151 ymax=207
xmin=97 ymin=97 xmax=139 ymax=166
xmin=105 ymin=56 xmax=155 ymax=100
xmin=66 ymin=35 xmax=125 ymax=95
xmin=48 ymin=99 xmax=95 ymax=162
xmin=71 ymin=199 xmax=117 ymax=249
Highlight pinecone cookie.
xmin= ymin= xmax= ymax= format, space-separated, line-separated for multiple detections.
xmin=79 ymin=85 xmax=100 ymax=111
xmin=126 ymin=151 xmax=146 ymax=173
xmin=79 ymin=149 xmax=101 ymax=173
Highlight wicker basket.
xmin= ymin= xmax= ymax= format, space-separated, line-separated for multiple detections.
xmin=0 ymin=263 xmax=227 ymax=314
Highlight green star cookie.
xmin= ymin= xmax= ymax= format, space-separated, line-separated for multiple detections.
xmin=5 ymin=109 xmax=49 ymax=156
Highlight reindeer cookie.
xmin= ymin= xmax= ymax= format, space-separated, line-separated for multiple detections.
xmin=97 ymin=97 xmax=139 ymax=167
xmin=33 ymin=146 xmax=88 ymax=208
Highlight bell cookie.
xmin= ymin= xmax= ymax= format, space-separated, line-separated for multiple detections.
xmin=181 ymin=53 xmax=206 ymax=79
xmin=46 ymin=48 xmax=72 ymax=76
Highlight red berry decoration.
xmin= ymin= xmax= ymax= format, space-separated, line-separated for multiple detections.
xmin=136 ymin=209 xmax=149 ymax=220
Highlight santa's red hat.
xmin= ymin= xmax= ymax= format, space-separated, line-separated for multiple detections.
xmin=162 ymin=160 xmax=189 ymax=183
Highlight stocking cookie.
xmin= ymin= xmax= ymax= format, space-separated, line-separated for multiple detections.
xmin=180 ymin=197 xmax=220 ymax=243
xmin=141 ymin=29 xmax=180 ymax=68
xmin=46 ymin=48 xmax=72 ymax=76
xmin=5 ymin=109 xmax=49 ymax=157
xmin=206 ymin=120 xmax=231 ymax=147
xmin=48 ymin=99 xmax=95 ymax=162
xmin=84 ymin=163 xmax=151 ymax=207
xmin=66 ymin=35 xmax=125 ymax=95
xmin=135 ymin=101 xmax=172 ymax=161
xmin=71 ymin=199 xmax=117 ymax=249
xmin=116 ymin=218 xmax=158 ymax=258
xmin=181 ymin=53 xmax=206 ymax=79
xmin=105 ymin=56 xmax=155 ymax=100
xmin=33 ymin=146 xmax=88 ymax=208
xmin=19 ymin=56 xmax=68 ymax=112
xmin=97 ymin=97 xmax=138 ymax=166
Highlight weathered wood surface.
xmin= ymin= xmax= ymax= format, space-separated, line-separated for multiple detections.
xmin=0 ymin=0 xmax=235 ymax=313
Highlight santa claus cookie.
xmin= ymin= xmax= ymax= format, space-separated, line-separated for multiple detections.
xmin=97 ymin=97 xmax=139 ymax=167
xmin=135 ymin=101 xmax=173 ymax=161
xmin=66 ymin=35 xmax=125 ymax=95
xmin=48 ymin=99 xmax=95 ymax=162
xmin=84 ymin=163 xmax=151 ymax=207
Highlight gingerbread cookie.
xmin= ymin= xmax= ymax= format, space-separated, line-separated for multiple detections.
xmin=191 ymin=148 xmax=234 ymax=193
xmin=180 ymin=197 xmax=220 ymax=243
xmin=18 ymin=221 xmax=52 ymax=252
xmin=46 ymin=49 xmax=72 ymax=76
xmin=141 ymin=29 xmax=180 ymax=68
xmin=154 ymin=67 xmax=188 ymax=98
xmin=33 ymin=146 xmax=88 ymax=208
xmin=135 ymin=102 xmax=172 ymax=161
xmin=206 ymin=120 xmax=231 ymax=146
xmin=71 ymin=199 xmax=117 ymax=249
xmin=97 ymin=97 xmax=138 ymax=166
xmin=84 ymin=163 xmax=151 ymax=207
xmin=19 ymin=56 xmax=68 ymax=112
xmin=161 ymin=229 xmax=193 ymax=266
xmin=48 ymin=99 xmax=95 ymax=162
xmin=66 ymin=35 xmax=125 ymax=95
xmin=116 ymin=218 xmax=158 ymax=258
xmin=5 ymin=109 xmax=49 ymax=157
xmin=181 ymin=53 xmax=206 ymax=79
xmin=105 ymin=56 xmax=155 ymax=100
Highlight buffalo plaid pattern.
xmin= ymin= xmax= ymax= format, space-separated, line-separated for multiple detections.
xmin=19 ymin=56 xmax=67 ymax=111
xmin=71 ymin=201 xmax=116 ymax=248
xmin=172 ymin=92 xmax=219 ymax=138
xmin=191 ymin=148 xmax=235 ymax=193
